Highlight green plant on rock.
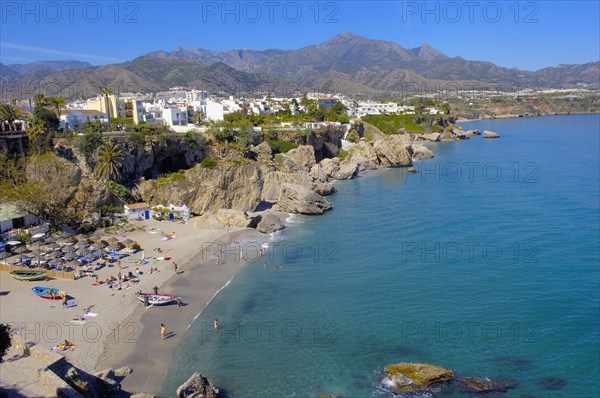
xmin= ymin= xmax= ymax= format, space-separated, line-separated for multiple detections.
xmin=200 ymin=157 xmax=217 ymax=169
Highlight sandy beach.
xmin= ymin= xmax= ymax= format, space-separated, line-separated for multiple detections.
xmin=0 ymin=218 xmax=262 ymax=396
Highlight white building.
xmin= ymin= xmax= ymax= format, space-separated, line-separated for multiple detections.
xmin=60 ymin=110 xmax=107 ymax=130
xmin=162 ymin=107 xmax=189 ymax=127
xmin=205 ymin=99 xmax=225 ymax=122
xmin=0 ymin=203 xmax=41 ymax=234
xmin=124 ymin=203 xmax=151 ymax=220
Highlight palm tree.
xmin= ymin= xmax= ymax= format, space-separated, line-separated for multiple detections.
xmin=94 ymin=139 xmax=124 ymax=182
xmin=33 ymin=94 xmax=48 ymax=108
xmin=0 ymin=103 xmax=28 ymax=132
xmin=48 ymin=96 xmax=66 ymax=119
xmin=100 ymin=87 xmax=114 ymax=130
xmin=26 ymin=118 xmax=47 ymax=138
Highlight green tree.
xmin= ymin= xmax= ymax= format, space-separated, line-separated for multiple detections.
xmin=32 ymin=106 xmax=59 ymax=131
xmin=94 ymin=139 xmax=124 ymax=182
xmin=33 ymin=94 xmax=48 ymax=108
xmin=0 ymin=103 xmax=28 ymax=132
xmin=48 ymin=96 xmax=66 ymax=119
xmin=76 ymin=130 xmax=103 ymax=168
xmin=100 ymin=87 xmax=114 ymax=130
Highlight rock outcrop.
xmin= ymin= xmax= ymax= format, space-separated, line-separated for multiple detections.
xmin=483 ymin=130 xmax=500 ymax=138
xmin=349 ymin=134 xmax=413 ymax=168
xmin=382 ymin=362 xmax=454 ymax=394
xmin=281 ymin=145 xmax=317 ymax=172
xmin=277 ymin=183 xmax=332 ymax=214
xmin=216 ymin=209 xmax=260 ymax=228
xmin=138 ymin=163 xmax=264 ymax=215
xmin=465 ymin=129 xmax=481 ymax=136
xmin=417 ymin=132 xmax=441 ymax=142
xmin=176 ymin=373 xmax=219 ymax=398
xmin=411 ymin=144 xmax=434 ymax=160
xmin=256 ymin=212 xmax=285 ymax=234
xmin=318 ymin=157 xmax=359 ymax=180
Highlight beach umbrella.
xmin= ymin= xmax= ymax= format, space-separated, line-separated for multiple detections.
xmin=58 ymin=238 xmax=75 ymax=245
xmin=91 ymin=242 xmax=106 ymax=250
xmin=88 ymin=234 xmax=102 ymax=242
xmin=44 ymin=251 xmax=62 ymax=259
xmin=30 ymin=249 xmax=45 ymax=256
xmin=76 ymin=248 xmax=90 ymax=256
xmin=105 ymin=244 xmax=122 ymax=252
xmin=75 ymin=241 xmax=91 ymax=248
xmin=31 ymin=232 xmax=46 ymax=240
xmin=67 ymin=260 xmax=81 ymax=267
xmin=44 ymin=242 xmax=61 ymax=251
xmin=121 ymin=238 xmax=135 ymax=246
xmin=105 ymin=236 xmax=119 ymax=244
xmin=61 ymin=246 xmax=77 ymax=253
xmin=75 ymin=234 xmax=89 ymax=241
xmin=6 ymin=240 xmax=21 ymax=246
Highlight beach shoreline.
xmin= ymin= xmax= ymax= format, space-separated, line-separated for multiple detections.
xmin=96 ymin=226 xmax=271 ymax=395
xmin=0 ymin=218 xmax=260 ymax=396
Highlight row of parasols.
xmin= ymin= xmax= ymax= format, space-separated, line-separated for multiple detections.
xmin=1 ymin=232 xmax=141 ymax=267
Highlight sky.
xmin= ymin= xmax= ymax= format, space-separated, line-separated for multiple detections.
xmin=1 ymin=0 xmax=599 ymax=71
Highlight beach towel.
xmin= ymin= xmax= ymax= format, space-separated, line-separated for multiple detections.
xmin=65 ymin=300 xmax=77 ymax=308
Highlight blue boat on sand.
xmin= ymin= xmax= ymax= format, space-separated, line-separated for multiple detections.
xmin=31 ymin=286 xmax=63 ymax=300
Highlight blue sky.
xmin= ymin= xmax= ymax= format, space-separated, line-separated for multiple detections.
xmin=1 ymin=1 xmax=598 ymax=71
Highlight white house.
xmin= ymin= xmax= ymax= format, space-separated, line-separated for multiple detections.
xmin=60 ymin=109 xmax=107 ymax=130
xmin=205 ymin=99 xmax=225 ymax=121
xmin=0 ymin=203 xmax=41 ymax=233
xmin=162 ymin=108 xmax=188 ymax=127
xmin=124 ymin=203 xmax=151 ymax=220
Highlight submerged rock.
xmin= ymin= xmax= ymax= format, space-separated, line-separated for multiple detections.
xmin=277 ymin=183 xmax=332 ymax=214
xmin=483 ymin=130 xmax=500 ymax=138
xmin=176 ymin=373 xmax=218 ymax=398
xmin=382 ymin=362 xmax=453 ymax=393
xmin=536 ymin=376 xmax=568 ymax=390
xmin=455 ymin=377 xmax=518 ymax=393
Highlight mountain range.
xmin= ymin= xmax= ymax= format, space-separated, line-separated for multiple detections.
xmin=1 ymin=32 xmax=598 ymax=100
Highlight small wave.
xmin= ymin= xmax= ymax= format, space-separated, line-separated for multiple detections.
xmin=188 ymin=276 xmax=236 ymax=330
xmin=285 ymin=213 xmax=305 ymax=224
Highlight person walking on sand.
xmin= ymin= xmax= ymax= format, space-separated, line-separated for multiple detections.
xmin=160 ymin=323 xmax=166 ymax=340
xmin=153 ymin=285 xmax=159 ymax=295
xmin=173 ymin=262 xmax=178 ymax=273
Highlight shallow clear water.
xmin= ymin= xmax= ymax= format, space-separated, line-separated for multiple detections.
xmin=161 ymin=114 xmax=600 ymax=397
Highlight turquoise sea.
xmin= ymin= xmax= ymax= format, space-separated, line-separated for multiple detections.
xmin=161 ymin=114 xmax=600 ymax=397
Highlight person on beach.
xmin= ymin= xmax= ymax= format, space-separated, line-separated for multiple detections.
xmin=160 ymin=323 xmax=166 ymax=340
xmin=62 ymin=294 xmax=68 ymax=307
xmin=173 ymin=262 xmax=178 ymax=273
xmin=214 ymin=319 xmax=219 ymax=329
xmin=153 ymin=285 xmax=159 ymax=294
xmin=177 ymin=297 xmax=182 ymax=307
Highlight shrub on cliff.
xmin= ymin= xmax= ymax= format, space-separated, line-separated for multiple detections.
xmin=201 ymin=157 xmax=217 ymax=169
xmin=268 ymin=139 xmax=298 ymax=154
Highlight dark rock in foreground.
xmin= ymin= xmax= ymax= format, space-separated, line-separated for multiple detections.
xmin=176 ymin=373 xmax=219 ymax=398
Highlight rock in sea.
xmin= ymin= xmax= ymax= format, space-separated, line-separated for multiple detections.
xmin=483 ymin=130 xmax=500 ymax=138
xmin=382 ymin=362 xmax=454 ymax=393
xmin=176 ymin=373 xmax=219 ymax=398
xmin=277 ymin=183 xmax=332 ymax=215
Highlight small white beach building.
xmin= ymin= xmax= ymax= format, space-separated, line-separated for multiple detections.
xmin=124 ymin=203 xmax=151 ymax=220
